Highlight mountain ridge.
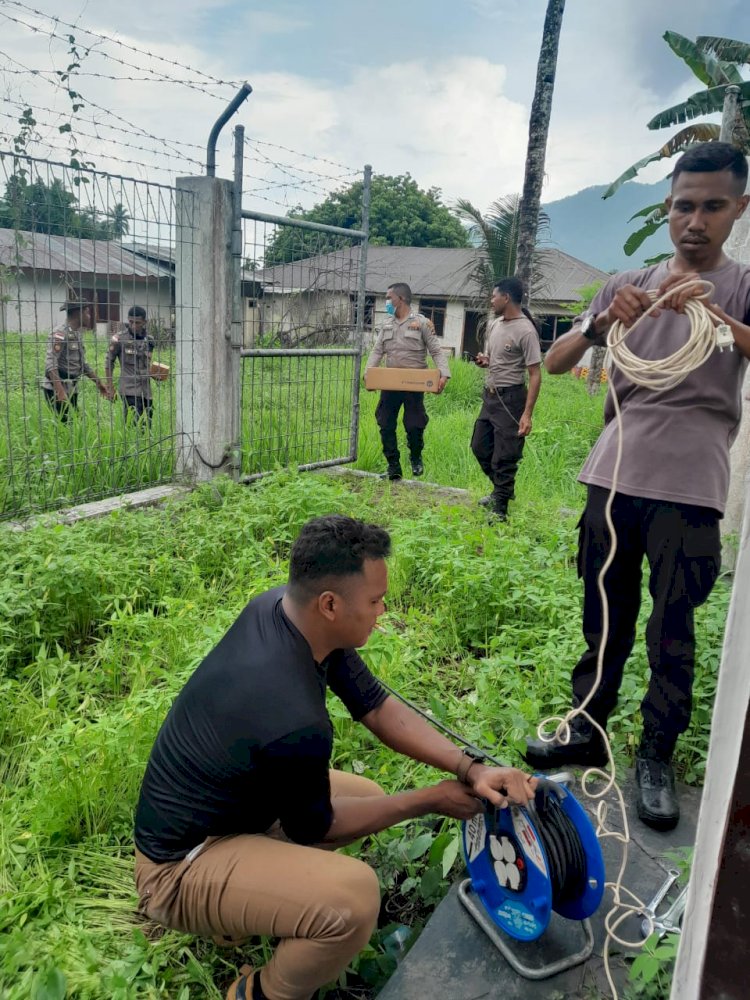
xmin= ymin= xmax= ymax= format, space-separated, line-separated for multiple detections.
xmin=542 ymin=178 xmax=671 ymax=273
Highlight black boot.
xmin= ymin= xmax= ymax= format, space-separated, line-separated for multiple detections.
xmin=635 ymin=754 xmax=679 ymax=831
xmin=410 ymin=456 xmax=424 ymax=477
xmin=488 ymin=497 xmax=509 ymax=522
xmin=380 ymin=463 xmax=402 ymax=481
xmin=525 ymin=716 xmax=608 ymax=769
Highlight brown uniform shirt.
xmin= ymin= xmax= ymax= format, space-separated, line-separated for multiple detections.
xmin=579 ymin=258 xmax=750 ymax=513
xmin=485 ymin=315 xmax=542 ymax=389
xmin=366 ymin=311 xmax=450 ymax=378
xmin=106 ymin=328 xmax=156 ymax=398
xmin=42 ymin=322 xmax=95 ymax=390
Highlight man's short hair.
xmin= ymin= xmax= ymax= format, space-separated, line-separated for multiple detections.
xmin=493 ymin=276 xmax=524 ymax=304
xmin=672 ymin=141 xmax=748 ymax=193
xmin=387 ymin=282 xmax=412 ymax=305
xmin=288 ymin=515 xmax=391 ymax=600
xmin=128 ymin=305 xmax=147 ymax=320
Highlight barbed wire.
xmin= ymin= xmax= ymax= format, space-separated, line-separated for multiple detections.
xmin=0 ymin=64 xmax=232 ymax=86
xmin=0 ymin=0 xmax=241 ymax=88
xmin=244 ymin=136 xmax=356 ymax=174
xmin=0 ymin=107 xmax=345 ymax=197
xmin=247 ymin=141 xmax=358 ymax=184
xmin=1 ymin=4 xmax=363 ymax=184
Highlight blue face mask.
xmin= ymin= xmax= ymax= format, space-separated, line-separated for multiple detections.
xmin=385 ymin=300 xmax=396 ymax=316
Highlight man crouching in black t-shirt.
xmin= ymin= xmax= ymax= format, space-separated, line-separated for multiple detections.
xmin=134 ymin=515 xmax=537 ymax=1000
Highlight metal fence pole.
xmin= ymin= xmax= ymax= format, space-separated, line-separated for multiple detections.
xmin=350 ymin=163 xmax=372 ymax=462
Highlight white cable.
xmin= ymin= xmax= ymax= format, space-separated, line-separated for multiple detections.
xmin=537 ymin=278 xmax=724 ymax=998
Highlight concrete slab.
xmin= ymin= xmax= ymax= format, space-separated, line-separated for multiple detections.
xmin=377 ymin=771 xmax=701 ymax=1000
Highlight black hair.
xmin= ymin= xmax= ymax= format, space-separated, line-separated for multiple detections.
xmin=288 ymin=515 xmax=391 ymax=601
xmin=128 ymin=305 xmax=147 ymax=320
xmin=493 ymin=276 xmax=541 ymax=333
xmin=387 ymin=282 xmax=412 ymax=305
xmin=493 ymin=276 xmax=523 ymax=304
xmin=672 ymin=141 xmax=748 ymax=192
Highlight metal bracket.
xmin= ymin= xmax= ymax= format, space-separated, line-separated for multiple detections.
xmin=458 ymin=878 xmax=595 ymax=981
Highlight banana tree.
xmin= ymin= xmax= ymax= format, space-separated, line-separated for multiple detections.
xmin=603 ymin=32 xmax=750 ymax=260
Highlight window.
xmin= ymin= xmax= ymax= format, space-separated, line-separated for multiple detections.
xmin=419 ymin=297 xmax=447 ymax=337
xmin=349 ymin=294 xmax=376 ymax=328
xmin=74 ymin=288 xmax=121 ymax=323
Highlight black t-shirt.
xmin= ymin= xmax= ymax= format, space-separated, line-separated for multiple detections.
xmin=134 ymin=587 xmax=387 ymax=862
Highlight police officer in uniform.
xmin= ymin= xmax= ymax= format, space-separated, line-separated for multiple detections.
xmin=471 ymin=277 xmax=542 ymax=521
xmin=106 ymin=305 xmax=157 ymax=423
xmin=365 ymin=283 xmax=449 ymax=480
xmin=42 ymin=301 xmax=110 ymax=420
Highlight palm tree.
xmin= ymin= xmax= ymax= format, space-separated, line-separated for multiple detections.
xmin=603 ymin=33 xmax=750 ymax=258
xmin=455 ymin=193 xmax=553 ymax=343
xmin=107 ymin=202 xmax=130 ymax=237
xmin=515 ymin=0 xmax=567 ymax=309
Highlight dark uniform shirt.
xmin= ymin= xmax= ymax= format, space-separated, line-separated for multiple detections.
xmin=42 ymin=322 xmax=95 ymax=390
xmin=134 ymin=587 xmax=388 ymax=862
xmin=106 ymin=327 xmax=155 ymax=398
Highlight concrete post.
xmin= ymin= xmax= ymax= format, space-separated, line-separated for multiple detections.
xmin=722 ymin=181 xmax=750 ymax=559
xmin=175 ymin=176 xmax=239 ymax=481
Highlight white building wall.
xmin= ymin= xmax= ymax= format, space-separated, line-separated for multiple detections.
xmin=0 ymin=273 xmax=173 ymax=335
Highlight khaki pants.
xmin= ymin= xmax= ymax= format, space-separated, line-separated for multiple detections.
xmin=134 ymin=771 xmax=384 ymax=1000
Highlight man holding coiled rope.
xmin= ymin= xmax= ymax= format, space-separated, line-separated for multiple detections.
xmin=525 ymin=142 xmax=750 ymax=831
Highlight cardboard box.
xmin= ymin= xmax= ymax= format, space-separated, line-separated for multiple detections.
xmin=364 ymin=367 xmax=440 ymax=393
xmin=150 ymin=362 xmax=170 ymax=381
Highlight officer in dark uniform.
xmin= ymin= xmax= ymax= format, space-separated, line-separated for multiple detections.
xmin=42 ymin=301 xmax=110 ymax=420
xmin=105 ymin=305 xmax=157 ymax=423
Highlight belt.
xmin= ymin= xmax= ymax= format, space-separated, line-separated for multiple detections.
xmin=486 ymin=384 xmax=524 ymax=395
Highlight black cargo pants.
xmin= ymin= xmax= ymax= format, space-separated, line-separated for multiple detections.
xmin=470 ymin=385 xmax=527 ymax=502
xmin=375 ymin=390 xmax=428 ymax=467
xmin=571 ymin=485 xmax=721 ymax=760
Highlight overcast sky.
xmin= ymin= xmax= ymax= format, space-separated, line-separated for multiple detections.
xmin=0 ymin=0 xmax=747 ymax=216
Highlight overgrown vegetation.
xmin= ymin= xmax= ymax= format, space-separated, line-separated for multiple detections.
xmin=0 ymin=373 xmax=730 ymax=999
xmin=0 ymin=334 xmax=176 ymax=518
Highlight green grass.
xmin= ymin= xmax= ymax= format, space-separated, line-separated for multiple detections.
xmin=0 ymin=362 xmax=730 ymax=998
xmin=2 ymin=343 xmax=603 ymax=519
xmin=0 ymin=332 xmax=177 ymax=518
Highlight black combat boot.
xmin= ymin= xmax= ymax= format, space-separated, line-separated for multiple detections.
xmin=410 ymin=455 xmax=424 ymax=477
xmin=380 ymin=463 xmax=403 ymax=481
xmin=525 ymin=715 xmax=608 ymax=769
xmin=635 ymin=735 xmax=679 ymax=831
xmin=488 ymin=497 xmax=509 ymax=522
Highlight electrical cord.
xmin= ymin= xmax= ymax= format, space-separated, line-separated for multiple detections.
xmin=536 ymin=277 xmax=725 ymax=997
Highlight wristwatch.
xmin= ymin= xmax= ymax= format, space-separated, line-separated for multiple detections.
xmin=456 ymin=748 xmax=486 ymax=784
xmin=580 ymin=313 xmax=600 ymax=341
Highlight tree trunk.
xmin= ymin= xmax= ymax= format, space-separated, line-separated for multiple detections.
xmin=515 ymin=0 xmax=566 ymax=308
xmin=587 ymin=345 xmax=606 ymax=396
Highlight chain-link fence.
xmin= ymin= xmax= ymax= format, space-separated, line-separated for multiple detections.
xmin=239 ymin=204 xmax=368 ymax=478
xmin=0 ymin=151 xmax=193 ymax=519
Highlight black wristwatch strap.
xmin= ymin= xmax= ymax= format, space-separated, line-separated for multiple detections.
xmin=581 ymin=313 xmax=599 ymax=341
xmin=456 ymin=748 xmax=485 ymax=783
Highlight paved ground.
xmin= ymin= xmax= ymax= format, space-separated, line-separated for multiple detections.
xmin=377 ymin=770 xmax=700 ymax=1000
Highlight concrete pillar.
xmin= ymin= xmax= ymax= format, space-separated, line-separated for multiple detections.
xmin=723 ymin=198 xmax=750 ymax=560
xmin=175 ymin=176 xmax=239 ymax=481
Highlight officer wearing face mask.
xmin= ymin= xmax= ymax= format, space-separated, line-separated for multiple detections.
xmin=364 ymin=282 xmax=449 ymax=480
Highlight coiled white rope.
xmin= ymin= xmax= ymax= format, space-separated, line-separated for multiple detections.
xmin=537 ymin=278 xmax=724 ymax=998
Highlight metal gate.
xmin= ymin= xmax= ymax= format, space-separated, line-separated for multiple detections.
xmin=237 ymin=163 xmax=371 ymax=480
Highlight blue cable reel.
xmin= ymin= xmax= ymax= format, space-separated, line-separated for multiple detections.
xmin=461 ymin=776 xmax=605 ymax=943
